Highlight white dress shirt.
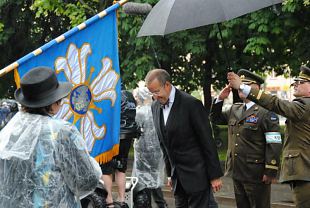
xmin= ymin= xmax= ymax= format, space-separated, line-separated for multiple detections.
xmin=163 ymin=85 xmax=176 ymax=125
xmin=245 ymin=101 xmax=255 ymax=111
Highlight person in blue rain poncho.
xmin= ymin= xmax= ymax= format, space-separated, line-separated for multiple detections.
xmin=0 ymin=67 xmax=102 ymax=208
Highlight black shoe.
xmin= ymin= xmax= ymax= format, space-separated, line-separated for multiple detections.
xmin=114 ymin=201 xmax=129 ymax=208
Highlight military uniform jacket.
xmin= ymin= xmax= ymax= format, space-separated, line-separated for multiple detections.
xmin=210 ymin=101 xmax=282 ymax=183
xmin=247 ymin=89 xmax=310 ymax=183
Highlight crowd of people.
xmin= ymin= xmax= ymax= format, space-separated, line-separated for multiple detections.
xmin=0 ymin=64 xmax=309 ymax=208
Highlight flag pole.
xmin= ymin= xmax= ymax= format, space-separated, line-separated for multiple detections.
xmin=0 ymin=0 xmax=129 ymax=78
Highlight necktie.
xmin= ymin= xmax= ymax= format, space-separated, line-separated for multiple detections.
xmin=160 ymin=99 xmax=170 ymax=109
xmin=243 ymin=104 xmax=247 ymax=112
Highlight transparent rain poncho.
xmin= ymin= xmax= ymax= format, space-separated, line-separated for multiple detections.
xmin=132 ymin=87 xmax=165 ymax=192
xmin=0 ymin=111 xmax=102 ymax=208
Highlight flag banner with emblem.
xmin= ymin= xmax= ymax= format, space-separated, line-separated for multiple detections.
xmin=2 ymin=3 xmax=123 ymax=163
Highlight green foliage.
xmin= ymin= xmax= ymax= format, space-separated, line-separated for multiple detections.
xmin=31 ymin=0 xmax=88 ymax=26
xmin=243 ymin=37 xmax=271 ymax=55
xmin=0 ymin=22 xmax=3 ymax=32
xmin=0 ymin=0 xmax=309 ymax=100
xmin=0 ymin=0 xmax=76 ymax=98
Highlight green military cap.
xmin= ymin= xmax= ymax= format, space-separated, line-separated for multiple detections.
xmin=237 ymin=69 xmax=264 ymax=85
xmin=294 ymin=65 xmax=310 ymax=81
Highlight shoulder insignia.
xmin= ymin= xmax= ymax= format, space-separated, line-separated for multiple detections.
xmin=270 ymin=112 xmax=278 ymax=121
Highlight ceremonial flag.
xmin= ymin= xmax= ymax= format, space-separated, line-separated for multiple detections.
xmin=0 ymin=2 xmax=126 ymax=163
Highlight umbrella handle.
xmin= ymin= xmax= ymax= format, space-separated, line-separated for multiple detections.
xmin=217 ymin=23 xmax=232 ymax=72
xmin=151 ymin=43 xmax=161 ymax=68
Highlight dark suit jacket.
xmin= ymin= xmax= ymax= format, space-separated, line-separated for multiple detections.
xmin=151 ymin=89 xmax=223 ymax=193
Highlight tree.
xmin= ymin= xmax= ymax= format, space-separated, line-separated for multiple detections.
xmin=1 ymin=0 xmax=309 ymax=110
xmin=0 ymin=0 xmax=73 ymax=98
xmin=118 ymin=0 xmax=310 ymax=110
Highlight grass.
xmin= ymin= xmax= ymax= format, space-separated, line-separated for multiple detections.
xmin=218 ymin=149 xmax=227 ymax=161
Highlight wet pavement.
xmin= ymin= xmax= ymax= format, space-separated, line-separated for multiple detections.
xmin=114 ymin=158 xmax=296 ymax=208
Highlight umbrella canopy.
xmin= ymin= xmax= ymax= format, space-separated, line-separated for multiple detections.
xmin=138 ymin=0 xmax=282 ymax=37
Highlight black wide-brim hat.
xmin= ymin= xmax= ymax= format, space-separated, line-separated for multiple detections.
xmin=14 ymin=66 xmax=72 ymax=108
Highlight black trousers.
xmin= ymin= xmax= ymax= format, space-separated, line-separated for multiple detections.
xmin=233 ymin=179 xmax=271 ymax=208
xmin=174 ymin=181 xmax=210 ymax=208
xmin=151 ymin=188 xmax=168 ymax=208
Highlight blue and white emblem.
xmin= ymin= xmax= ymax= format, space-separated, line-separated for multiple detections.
xmin=245 ymin=115 xmax=258 ymax=124
xmin=54 ymin=43 xmax=119 ymax=152
xmin=71 ymin=85 xmax=92 ymax=115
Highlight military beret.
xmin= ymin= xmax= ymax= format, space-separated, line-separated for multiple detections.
xmin=294 ymin=65 xmax=310 ymax=81
xmin=237 ymin=69 xmax=264 ymax=85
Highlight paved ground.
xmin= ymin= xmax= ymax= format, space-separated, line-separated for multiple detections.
xmin=114 ymin=158 xmax=296 ymax=208
xmin=158 ymin=177 xmax=295 ymax=208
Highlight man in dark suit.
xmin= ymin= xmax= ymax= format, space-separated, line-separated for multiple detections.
xmin=145 ymin=69 xmax=223 ymax=208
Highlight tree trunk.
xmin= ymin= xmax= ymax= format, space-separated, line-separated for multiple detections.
xmin=203 ymin=38 xmax=217 ymax=115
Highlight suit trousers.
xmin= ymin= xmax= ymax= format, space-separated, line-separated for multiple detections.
xmin=174 ymin=181 xmax=210 ymax=208
xmin=151 ymin=188 xmax=168 ymax=208
xmin=290 ymin=181 xmax=310 ymax=208
xmin=233 ymin=179 xmax=271 ymax=208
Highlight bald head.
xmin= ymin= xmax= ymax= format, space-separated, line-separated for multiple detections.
xmin=145 ymin=69 xmax=172 ymax=105
xmin=145 ymin=69 xmax=171 ymax=86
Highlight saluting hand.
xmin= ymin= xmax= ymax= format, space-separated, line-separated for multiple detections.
xmin=227 ymin=72 xmax=242 ymax=90
xmin=211 ymin=178 xmax=223 ymax=192
xmin=218 ymin=85 xmax=232 ymax=100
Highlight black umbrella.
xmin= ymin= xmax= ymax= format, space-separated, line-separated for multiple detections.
xmin=138 ymin=0 xmax=282 ymax=70
xmin=138 ymin=0 xmax=282 ymax=36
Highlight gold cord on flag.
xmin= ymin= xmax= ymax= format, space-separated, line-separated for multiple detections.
xmin=14 ymin=68 xmax=21 ymax=89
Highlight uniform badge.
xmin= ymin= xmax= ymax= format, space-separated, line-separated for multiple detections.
xmin=271 ymin=159 xmax=277 ymax=165
xmin=265 ymin=132 xmax=282 ymax=144
xmin=270 ymin=112 xmax=278 ymax=121
xmin=245 ymin=115 xmax=258 ymax=124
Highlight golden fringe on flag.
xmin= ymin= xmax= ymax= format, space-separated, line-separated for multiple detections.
xmin=14 ymin=68 xmax=21 ymax=88
xmin=95 ymin=144 xmax=119 ymax=164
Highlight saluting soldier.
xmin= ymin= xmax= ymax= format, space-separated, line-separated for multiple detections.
xmin=211 ymin=69 xmax=282 ymax=208
xmin=228 ymin=66 xmax=310 ymax=208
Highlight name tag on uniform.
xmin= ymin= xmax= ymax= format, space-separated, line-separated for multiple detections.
xmin=265 ymin=132 xmax=282 ymax=144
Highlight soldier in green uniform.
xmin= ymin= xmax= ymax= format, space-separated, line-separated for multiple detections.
xmin=228 ymin=66 xmax=310 ymax=208
xmin=210 ymin=69 xmax=282 ymax=208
